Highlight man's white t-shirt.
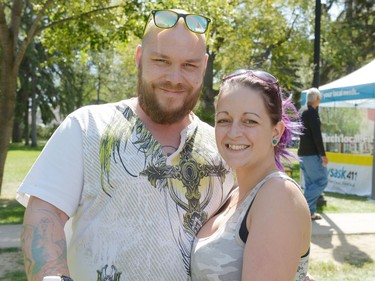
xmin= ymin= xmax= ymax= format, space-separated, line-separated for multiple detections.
xmin=17 ymin=99 xmax=234 ymax=281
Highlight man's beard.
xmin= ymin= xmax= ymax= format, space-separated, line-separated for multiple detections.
xmin=137 ymin=67 xmax=202 ymax=124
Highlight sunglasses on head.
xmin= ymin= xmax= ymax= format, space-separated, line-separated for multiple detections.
xmin=144 ymin=10 xmax=211 ymax=35
xmin=223 ymin=69 xmax=279 ymax=89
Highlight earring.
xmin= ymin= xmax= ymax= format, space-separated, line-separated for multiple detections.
xmin=272 ymin=138 xmax=278 ymax=146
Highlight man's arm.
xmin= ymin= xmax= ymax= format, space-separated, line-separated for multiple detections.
xmin=21 ymin=196 xmax=70 ymax=281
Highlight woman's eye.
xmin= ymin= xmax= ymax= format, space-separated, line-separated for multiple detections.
xmin=216 ymin=119 xmax=230 ymax=124
xmin=244 ymin=119 xmax=257 ymax=125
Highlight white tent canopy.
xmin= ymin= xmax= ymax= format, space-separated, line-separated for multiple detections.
xmin=301 ymin=59 xmax=375 ymax=108
xmin=301 ymin=59 xmax=375 ymax=199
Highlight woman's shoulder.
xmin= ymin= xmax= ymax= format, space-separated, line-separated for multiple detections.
xmin=253 ymin=174 xmax=307 ymax=213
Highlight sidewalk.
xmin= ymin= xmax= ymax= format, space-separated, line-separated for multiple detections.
xmin=1 ymin=213 xmax=375 ymax=264
xmin=309 ymin=213 xmax=375 ymax=264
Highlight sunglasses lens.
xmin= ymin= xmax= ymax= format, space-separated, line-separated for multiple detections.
xmin=186 ymin=15 xmax=209 ymax=33
xmin=252 ymin=70 xmax=278 ymax=83
xmin=223 ymin=69 xmax=249 ymax=81
xmin=154 ymin=10 xmax=178 ymax=28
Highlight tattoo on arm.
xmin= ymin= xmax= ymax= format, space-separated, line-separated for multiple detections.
xmin=21 ymin=199 xmax=69 ymax=281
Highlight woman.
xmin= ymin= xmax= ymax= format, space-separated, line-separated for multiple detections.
xmin=191 ymin=69 xmax=312 ymax=281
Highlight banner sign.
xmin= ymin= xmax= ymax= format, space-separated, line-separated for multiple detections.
xmin=301 ymin=83 xmax=375 ymax=105
xmin=319 ymin=107 xmax=374 ymax=196
xmin=325 ymin=152 xmax=373 ymax=196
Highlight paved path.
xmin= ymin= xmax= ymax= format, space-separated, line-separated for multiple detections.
xmin=1 ymin=213 xmax=375 ymax=265
xmin=309 ymin=213 xmax=375 ymax=265
xmin=0 ymin=224 xmax=22 ymax=248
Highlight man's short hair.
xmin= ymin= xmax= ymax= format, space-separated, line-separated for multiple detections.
xmin=306 ymin=87 xmax=321 ymax=104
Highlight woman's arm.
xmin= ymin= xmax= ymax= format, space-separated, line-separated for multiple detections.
xmin=242 ymin=178 xmax=311 ymax=281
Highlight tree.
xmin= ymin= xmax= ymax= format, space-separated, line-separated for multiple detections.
xmin=319 ymin=0 xmax=375 ymax=84
xmin=1 ymin=0 xmax=373 ymax=194
xmin=0 ymin=0 xmax=142 ymax=194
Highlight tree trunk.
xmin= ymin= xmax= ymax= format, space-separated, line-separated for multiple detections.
xmin=25 ymin=102 xmax=30 ymax=146
xmin=201 ymin=50 xmax=218 ymax=125
xmin=12 ymin=89 xmax=26 ymax=143
xmin=31 ymin=92 xmax=37 ymax=147
xmin=0 ymin=54 xmax=17 ymax=195
xmin=313 ymin=0 xmax=321 ymax=88
xmin=12 ymin=121 xmax=22 ymax=143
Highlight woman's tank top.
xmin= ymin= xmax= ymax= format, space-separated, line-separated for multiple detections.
xmin=191 ymin=171 xmax=309 ymax=281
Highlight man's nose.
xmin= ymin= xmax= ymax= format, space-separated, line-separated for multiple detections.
xmin=165 ymin=66 xmax=183 ymax=83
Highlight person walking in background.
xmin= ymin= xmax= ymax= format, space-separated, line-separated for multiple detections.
xmin=190 ymin=69 xmax=311 ymax=280
xmin=17 ymin=9 xmax=234 ymax=281
xmin=298 ymin=87 xmax=328 ymax=220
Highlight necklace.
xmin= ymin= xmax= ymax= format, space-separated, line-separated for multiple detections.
xmin=161 ymin=145 xmax=178 ymax=156
xmin=223 ymin=188 xmax=251 ymax=216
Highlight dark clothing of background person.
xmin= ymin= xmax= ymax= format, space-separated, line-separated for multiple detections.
xmin=298 ymin=105 xmax=326 ymax=157
xmin=298 ymin=89 xmax=328 ymax=220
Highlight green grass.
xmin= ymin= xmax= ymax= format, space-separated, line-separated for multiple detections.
xmin=0 ymin=146 xmax=374 ymax=225
xmin=1 ymin=145 xmax=375 ymax=280
xmin=3 ymin=143 xmax=43 ymax=184
xmin=317 ymin=192 xmax=375 ymax=213
xmin=0 ymin=248 xmax=27 ymax=281
xmin=0 ymin=143 xmax=45 ymax=223
xmin=309 ymin=260 xmax=375 ymax=281
xmin=1 ymin=271 xmax=27 ymax=281
xmin=0 ymin=199 xmax=24 ymax=224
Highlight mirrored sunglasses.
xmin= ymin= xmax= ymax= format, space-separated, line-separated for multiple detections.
xmin=146 ymin=10 xmax=211 ymax=34
xmin=223 ymin=69 xmax=279 ymax=86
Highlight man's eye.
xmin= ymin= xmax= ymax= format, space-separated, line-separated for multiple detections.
xmin=185 ymin=63 xmax=197 ymax=68
xmin=154 ymin=59 xmax=168 ymax=64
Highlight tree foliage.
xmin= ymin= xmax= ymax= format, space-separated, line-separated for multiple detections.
xmin=0 ymin=0 xmax=373 ymax=194
xmin=320 ymin=0 xmax=375 ymax=84
xmin=0 ymin=0 xmax=143 ymax=194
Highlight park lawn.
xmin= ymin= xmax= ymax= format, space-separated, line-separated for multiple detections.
xmin=0 ymin=143 xmax=44 ymax=223
xmin=3 ymin=144 xmax=43 ymax=184
xmin=1 ymin=144 xmax=42 ymax=199
xmin=0 ymin=145 xmax=375 ymax=280
xmin=1 ymin=145 xmax=375 ymax=224
xmin=309 ymin=260 xmax=375 ymax=281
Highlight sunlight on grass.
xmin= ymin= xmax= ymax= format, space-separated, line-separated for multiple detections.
xmin=2 ymin=271 xmax=27 ymax=281
xmin=318 ymin=192 xmax=375 ymax=213
xmin=0 ymin=248 xmax=26 ymax=281
xmin=309 ymin=260 xmax=375 ymax=281
xmin=2 ymin=143 xmax=44 ymax=199
xmin=0 ymin=199 xmax=24 ymax=224
xmin=3 ymin=150 xmax=41 ymax=183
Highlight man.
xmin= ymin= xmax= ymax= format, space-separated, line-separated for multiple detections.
xmin=298 ymin=87 xmax=328 ymax=220
xmin=18 ymin=9 xmax=233 ymax=281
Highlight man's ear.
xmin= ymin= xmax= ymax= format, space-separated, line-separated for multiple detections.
xmin=203 ymin=53 xmax=209 ymax=72
xmin=135 ymin=44 xmax=142 ymax=67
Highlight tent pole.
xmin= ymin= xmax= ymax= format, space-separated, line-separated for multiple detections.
xmin=372 ymin=121 xmax=375 ymax=200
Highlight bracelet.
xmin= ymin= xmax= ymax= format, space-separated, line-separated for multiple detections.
xmin=42 ymin=276 xmax=73 ymax=281
xmin=60 ymin=275 xmax=74 ymax=281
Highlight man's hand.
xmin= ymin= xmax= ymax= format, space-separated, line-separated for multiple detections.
xmin=321 ymin=155 xmax=328 ymax=167
xmin=305 ymin=272 xmax=316 ymax=281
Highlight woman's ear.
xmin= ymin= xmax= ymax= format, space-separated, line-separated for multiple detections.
xmin=273 ymin=121 xmax=285 ymax=142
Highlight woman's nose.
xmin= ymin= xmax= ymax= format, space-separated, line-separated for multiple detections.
xmin=227 ymin=122 xmax=242 ymax=138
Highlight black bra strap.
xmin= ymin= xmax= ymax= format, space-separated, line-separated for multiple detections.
xmin=239 ymin=199 xmax=255 ymax=243
xmin=239 ymin=178 xmax=311 ymax=259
